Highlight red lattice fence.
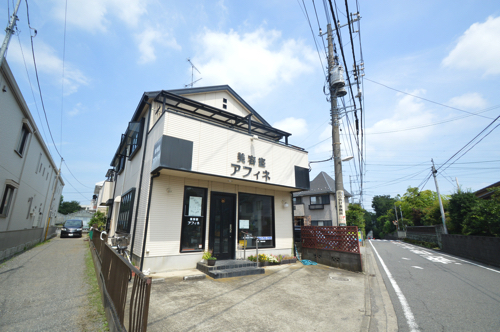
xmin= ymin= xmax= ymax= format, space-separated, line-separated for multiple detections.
xmin=301 ymin=226 xmax=360 ymax=254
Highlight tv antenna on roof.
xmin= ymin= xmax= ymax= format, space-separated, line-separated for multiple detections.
xmin=185 ymin=58 xmax=202 ymax=88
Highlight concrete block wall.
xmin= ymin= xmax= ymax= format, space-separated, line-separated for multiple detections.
xmin=441 ymin=234 xmax=500 ymax=268
xmin=302 ymin=248 xmax=362 ymax=272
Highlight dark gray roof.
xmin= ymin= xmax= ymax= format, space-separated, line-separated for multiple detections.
xmin=293 ymin=171 xmax=352 ymax=197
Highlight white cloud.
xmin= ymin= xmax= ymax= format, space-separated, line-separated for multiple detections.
xmin=366 ymin=90 xmax=435 ymax=157
xmin=135 ymin=26 xmax=181 ymax=64
xmin=447 ymin=92 xmax=488 ymax=110
xmin=51 ymin=0 xmax=147 ymax=32
xmin=442 ymin=16 xmax=500 ymax=76
xmin=7 ymin=39 xmax=88 ymax=95
xmin=193 ymin=28 xmax=317 ymax=101
xmin=273 ymin=117 xmax=308 ymax=137
xmin=68 ymin=103 xmax=83 ymax=117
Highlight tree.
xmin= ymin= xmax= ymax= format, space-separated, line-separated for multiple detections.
xmin=461 ymin=187 xmax=500 ymax=237
xmin=58 ymin=195 xmax=81 ymax=214
xmin=399 ymin=187 xmax=440 ymax=226
xmin=364 ymin=210 xmax=376 ymax=236
xmin=448 ymin=190 xmax=479 ymax=234
xmin=346 ymin=204 xmax=366 ymax=236
xmin=372 ymin=195 xmax=395 ymax=218
xmin=89 ymin=210 xmax=107 ymax=230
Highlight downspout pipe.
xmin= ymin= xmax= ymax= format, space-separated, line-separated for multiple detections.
xmin=130 ymin=101 xmax=151 ymax=261
xmin=140 ymin=171 xmax=160 ymax=271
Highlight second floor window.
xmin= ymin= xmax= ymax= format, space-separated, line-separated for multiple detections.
xmin=310 ymin=195 xmax=330 ymax=205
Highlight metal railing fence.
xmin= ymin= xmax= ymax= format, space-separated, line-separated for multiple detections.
xmin=91 ymin=230 xmax=152 ymax=332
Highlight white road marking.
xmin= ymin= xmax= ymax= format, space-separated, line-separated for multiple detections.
xmin=411 ymin=266 xmax=423 ymax=269
xmin=437 ymin=251 xmax=500 ymax=274
xmin=370 ymin=240 xmax=420 ymax=332
xmin=397 ymin=241 xmax=500 ymax=274
xmin=402 ymin=257 xmax=410 ymax=260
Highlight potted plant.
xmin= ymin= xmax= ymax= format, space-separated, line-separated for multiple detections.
xmin=203 ymin=251 xmax=217 ymax=266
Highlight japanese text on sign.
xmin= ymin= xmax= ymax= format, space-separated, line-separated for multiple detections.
xmin=231 ymin=152 xmax=270 ymax=182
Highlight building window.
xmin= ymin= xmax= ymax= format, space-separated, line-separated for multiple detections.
xmin=180 ymin=186 xmax=207 ymax=252
xmin=311 ymin=220 xmax=332 ymax=226
xmin=115 ymin=155 xmax=125 ymax=174
xmin=223 ymin=98 xmax=227 ymax=103
xmin=238 ymin=193 xmax=275 ymax=249
xmin=16 ymin=124 xmax=30 ymax=156
xmin=116 ymin=188 xmax=135 ymax=233
xmin=0 ymin=185 xmax=16 ymax=218
xmin=293 ymin=197 xmax=302 ymax=204
xmin=128 ymin=118 xmax=145 ymax=160
xmin=310 ymin=195 xmax=330 ymax=205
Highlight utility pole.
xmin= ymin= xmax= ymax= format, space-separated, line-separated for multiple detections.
xmin=456 ymin=177 xmax=460 ymax=193
xmin=327 ymin=23 xmax=347 ymax=226
xmin=394 ymin=205 xmax=399 ymax=231
xmin=44 ymin=158 xmax=63 ymax=241
xmin=0 ymin=0 xmax=22 ymax=67
xmin=399 ymin=205 xmax=404 ymax=230
xmin=431 ymin=159 xmax=448 ymax=234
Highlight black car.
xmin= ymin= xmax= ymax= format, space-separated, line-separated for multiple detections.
xmin=61 ymin=219 xmax=83 ymax=238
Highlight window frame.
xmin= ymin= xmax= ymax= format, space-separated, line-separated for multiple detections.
xmin=116 ymin=188 xmax=136 ymax=234
xmin=0 ymin=184 xmax=16 ymax=218
xmin=128 ymin=117 xmax=145 ymax=160
xmin=237 ymin=192 xmax=275 ymax=249
xmin=179 ymin=186 xmax=208 ymax=253
xmin=15 ymin=123 xmax=31 ymax=157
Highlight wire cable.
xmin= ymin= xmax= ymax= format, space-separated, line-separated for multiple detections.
xmin=63 ymin=160 xmax=94 ymax=189
xmin=365 ymin=77 xmax=494 ymax=120
xmin=299 ymin=0 xmax=327 ymax=78
xmin=60 ymin=0 xmax=68 ymax=153
xmin=25 ymin=0 xmax=62 ymax=159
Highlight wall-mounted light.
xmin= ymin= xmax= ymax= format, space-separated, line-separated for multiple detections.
xmin=251 ymin=135 xmax=259 ymax=141
xmin=282 ymin=200 xmax=289 ymax=208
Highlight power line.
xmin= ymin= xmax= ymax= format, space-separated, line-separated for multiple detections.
xmin=24 ymin=0 xmax=62 ymax=159
xmin=61 ymin=174 xmax=89 ymax=202
xmin=364 ymin=77 xmax=494 ymax=120
xmin=60 ymin=0 xmax=68 ymax=154
xmin=298 ymin=0 xmax=327 ymax=78
xmin=366 ymin=105 xmax=500 ymax=135
xmin=437 ymin=114 xmax=500 ymax=172
xmin=16 ymin=32 xmax=49 ymax=144
xmin=63 ymin=160 xmax=93 ymax=189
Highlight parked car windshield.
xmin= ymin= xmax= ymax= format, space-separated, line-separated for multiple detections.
xmin=64 ymin=220 xmax=82 ymax=228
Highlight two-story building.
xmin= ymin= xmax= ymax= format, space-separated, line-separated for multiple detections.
xmin=0 ymin=60 xmax=64 ymax=261
xmin=99 ymin=85 xmax=310 ymax=272
xmin=292 ymin=171 xmax=351 ymax=240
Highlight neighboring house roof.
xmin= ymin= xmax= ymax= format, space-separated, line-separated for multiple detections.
xmin=474 ymin=181 xmax=500 ymax=199
xmin=293 ymin=171 xmax=352 ymax=197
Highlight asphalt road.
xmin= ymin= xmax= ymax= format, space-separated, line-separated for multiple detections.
xmin=370 ymin=239 xmax=500 ymax=332
xmin=0 ymin=235 xmax=94 ymax=332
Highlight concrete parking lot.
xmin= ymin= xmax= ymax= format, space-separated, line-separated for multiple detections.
xmin=147 ymin=263 xmax=367 ymax=332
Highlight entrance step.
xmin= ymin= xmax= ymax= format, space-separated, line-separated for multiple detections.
xmin=196 ymin=260 xmax=265 ymax=279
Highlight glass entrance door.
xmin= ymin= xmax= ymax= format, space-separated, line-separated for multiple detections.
xmin=209 ymin=193 xmax=236 ymax=260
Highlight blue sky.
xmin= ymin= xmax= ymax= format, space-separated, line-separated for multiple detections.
xmin=2 ymin=0 xmax=499 ymax=211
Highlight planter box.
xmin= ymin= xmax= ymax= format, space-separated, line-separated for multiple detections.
xmin=280 ymin=258 xmax=297 ymax=265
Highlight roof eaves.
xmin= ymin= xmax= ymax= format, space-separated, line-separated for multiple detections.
xmin=166 ymin=85 xmax=271 ymax=127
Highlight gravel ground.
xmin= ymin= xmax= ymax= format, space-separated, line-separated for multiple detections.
xmin=0 ymin=235 xmax=102 ymax=332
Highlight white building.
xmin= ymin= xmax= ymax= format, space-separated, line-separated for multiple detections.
xmin=99 ymin=85 xmax=310 ymax=272
xmin=0 ymin=61 xmax=64 ymax=260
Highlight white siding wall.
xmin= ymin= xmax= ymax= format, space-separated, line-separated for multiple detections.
xmin=0 ymin=61 xmax=63 ymax=247
xmin=181 ymin=91 xmax=255 ymax=120
xmin=164 ymin=112 xmax=308 ymax=188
